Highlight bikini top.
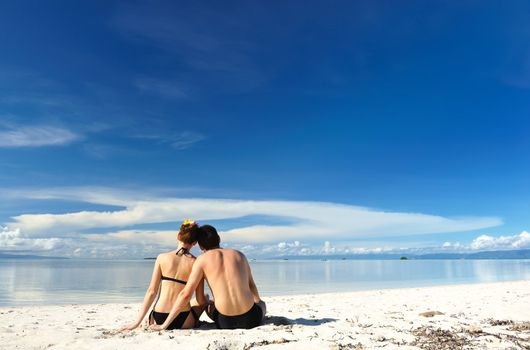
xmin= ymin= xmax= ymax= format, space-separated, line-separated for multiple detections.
xmin=160 ymin=247 xmax=194 ymax=285
xmin=160 ymin=276 xmax=187 ymax=285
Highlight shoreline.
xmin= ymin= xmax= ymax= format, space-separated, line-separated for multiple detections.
xmin=4 ymin=278 xmax=530 ymax=311
xmin=2 ymin=278 xmax=530 ymax=308
xmin=1 ymin=280 xmax=529 ymax=349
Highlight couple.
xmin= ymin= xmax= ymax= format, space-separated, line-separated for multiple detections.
xmin=122 ymin=220 xmax=266 ymax=331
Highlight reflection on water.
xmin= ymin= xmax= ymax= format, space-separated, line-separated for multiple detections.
xmin=250 ymin=259 xmax=530 ymax=296
xmin=0 ymin=258 xmax=529 ymax=306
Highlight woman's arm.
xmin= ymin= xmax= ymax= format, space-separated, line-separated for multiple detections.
xmin=121 ymin=255 xmax=162 ymax=331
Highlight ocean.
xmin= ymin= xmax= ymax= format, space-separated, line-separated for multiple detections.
xmin=1 ymin=258 xmax=529 ymax=306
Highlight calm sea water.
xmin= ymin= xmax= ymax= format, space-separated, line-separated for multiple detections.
xmin=1 ymin=258 xmax=529 ymax=306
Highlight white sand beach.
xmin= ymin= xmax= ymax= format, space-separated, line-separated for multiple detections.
xmin=1 ymin=280 xmax=529 ymax=350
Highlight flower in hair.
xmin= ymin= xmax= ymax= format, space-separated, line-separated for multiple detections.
xmin=182 ymin=218 xmax=197 ymax=226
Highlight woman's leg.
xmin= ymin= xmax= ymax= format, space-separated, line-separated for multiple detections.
xmin=181 ymin=298 xmax=208 ymax=328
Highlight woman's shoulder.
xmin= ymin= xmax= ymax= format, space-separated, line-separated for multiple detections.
xmin=156 ymin=250 xmax=178 ymax=262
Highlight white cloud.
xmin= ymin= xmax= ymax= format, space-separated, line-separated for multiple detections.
xmin=0 ymin=125 xmax=79 ymax=147
xmin=470 ymin=231 xmax=530 ymax=250
xmin=0 ymin=227 xmax=61 ymax=251
xmin=1 ymin=187 xmax=516 ymax=258
xmin=323 ymin=241 xmax=334 ymax=254
xmin=69 ymin=230 xmax=528 ymax=258
xmin=226 ymin=239 xmax=401 ymax=258
xmin=85 ymin=229 xmax=177 ymax=247
xmin=0 ymin=225 xmax=180 ymax=258
xmin=5 ymin=188 xmax=503 ymax=244
xmin=442 ymin=241 xmax=462 ymax=249
xmin=9 ymin=192 xmax=502 ymax=243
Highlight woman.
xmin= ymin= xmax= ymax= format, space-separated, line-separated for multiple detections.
xmin=122 ymin=219 xmax=207 ymax=330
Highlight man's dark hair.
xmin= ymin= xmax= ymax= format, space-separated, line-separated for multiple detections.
xmin=198 ymin=224 xmax=221 ymax=250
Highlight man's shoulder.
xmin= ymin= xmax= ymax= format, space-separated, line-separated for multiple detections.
xmin=228 ymin=248 xmax=246 ymax=257
xmin=198 ymin=248 xmax=244 ymax=260
xmin=195 ymin=250 xmax=216 ymax=263
xmin=221 ymin=247 xmax=243 ymax=254
xmin=221 ymin=248 xmax=247 ymax=262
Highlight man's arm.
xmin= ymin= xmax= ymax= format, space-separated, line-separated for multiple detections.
xmin=245 ymin=255 xmax=261 ymax=303
xmin=195 ymin=277 xmax=208 ymax=306
xmin=150 ymin=257 xmax=205 ymax=331
xmin=245 ymin=255 xmax=266 ymax=318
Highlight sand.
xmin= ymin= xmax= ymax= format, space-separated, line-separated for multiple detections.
xmin=1 ymin=280 xmax=529 ymax=350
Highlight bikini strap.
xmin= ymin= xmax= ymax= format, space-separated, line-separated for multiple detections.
xmin=176 ymin=247 xmax=194 ymax=258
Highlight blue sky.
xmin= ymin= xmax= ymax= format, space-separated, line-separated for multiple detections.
xmin=0 ymin=1 xmax=529 ymax=258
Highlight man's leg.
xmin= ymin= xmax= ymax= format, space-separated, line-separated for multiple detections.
xmin=206 ymin=300 xmax=217 ymax=322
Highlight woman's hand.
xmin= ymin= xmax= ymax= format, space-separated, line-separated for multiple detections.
xmin=120 ymin=322 xmax=140 ymax=331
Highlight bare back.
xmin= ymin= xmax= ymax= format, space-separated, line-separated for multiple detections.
xmin=200 ymin=248 xmax=256 ymax=316
xmin=154 ymin=251 xmax=195 ymax=312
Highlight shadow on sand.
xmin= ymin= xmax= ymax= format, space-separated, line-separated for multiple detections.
xmin=195 ymin=315 xmax=336 ymax=329
xmin=264 ymin=315 xmax=336 ymax=326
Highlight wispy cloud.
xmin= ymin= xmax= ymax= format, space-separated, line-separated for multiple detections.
xmin=134 ymin=78 xmax=189 ymax=99
xmin=134 ymin=131 xmax=205 ymax=150
xmin=112 ymin=2 xmax=267 ymax=93
xmin=0 ymin=125 xmax=80 ymax=148
xmin=170 ymin=132 xmax=205 ymax=150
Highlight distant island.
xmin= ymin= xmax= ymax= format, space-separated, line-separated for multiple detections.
xmin=275 ymin=249 xmax=530 ymax=260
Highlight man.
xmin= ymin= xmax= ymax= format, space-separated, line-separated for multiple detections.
xmin=150 ymin=224 xmax=266 ymax=330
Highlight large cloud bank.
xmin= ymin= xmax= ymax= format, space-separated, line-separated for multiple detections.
xmin=6 ymin=188 xmax=502 ymax=242
xmin=0 ymin=187 xmax=509 ymax=258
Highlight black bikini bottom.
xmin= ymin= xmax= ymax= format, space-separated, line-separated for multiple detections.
xmin=151 ymin=309 xmax=197 ymax=330
xmin=212 ymin=303 xmax=263 ymax=329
